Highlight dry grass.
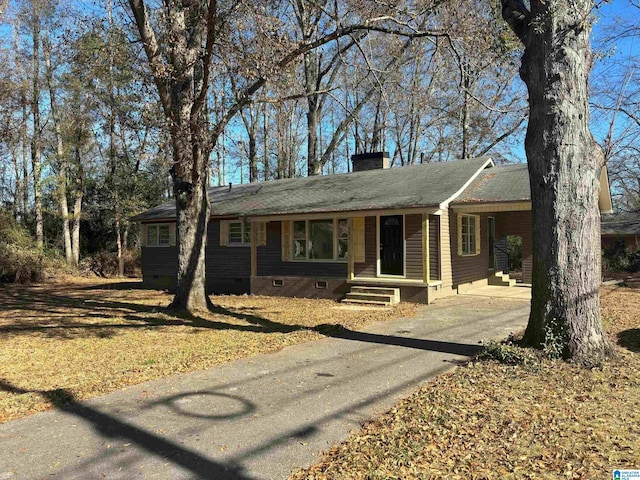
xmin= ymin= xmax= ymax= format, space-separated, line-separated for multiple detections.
xmin=0 ymin=277 xmax=416 ymax=423
xmin=291 ymin=286 xmax=640 ymax=480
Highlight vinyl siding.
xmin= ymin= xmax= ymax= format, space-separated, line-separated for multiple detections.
xmin=450 ymin=212 xmax=491 ymax=287
xmin=257 ymin=221 xmax=347 ymax=278
xmin=405 ymin=214 xmax=423 ymax=280
xmin=429 ymin=214 xmax=440 ymax=281
xmin=353 ymin=216 xmax=377 ymax=278
xmin=206 ymin=220 xmax=251 ymax=279
xmin=439 ymin=209 xmax=453 ymax=288
xmin=141 ymin=246 xmax=177 ymax=276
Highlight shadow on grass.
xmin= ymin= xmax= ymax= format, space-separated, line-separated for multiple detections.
xmin=0 ymin=281 xmax=482 ymax=356
xmin=617 ymin=328 xmax=640 ymax=353
xmin=0 ymin=379 xmax=254 ymax=479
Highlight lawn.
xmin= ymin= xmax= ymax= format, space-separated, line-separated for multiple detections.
xmin=290 ymin=285 xmax=640 ymax=480
xmin=0 ymin=277 xmax=416 ymax=423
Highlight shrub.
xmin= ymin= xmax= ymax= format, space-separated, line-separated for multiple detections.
xmin=602 ymin=238 xmax=632 ymax=272
xmin=79 ymin=249 xmax=141 ymax=277
xmin=506 ymin=235 xmax=523 ymax=270
xmin=479 ymin=339 xmax=533 ymax=366
xmin=0 ymin=210 xmax=45 ymax=283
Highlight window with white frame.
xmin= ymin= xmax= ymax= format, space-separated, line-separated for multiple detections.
xmin=228 ymin=220 xmax=251 ymax=246
xmin=292 ymin=219 xmax=348 ymax=261
xmin=459 ymin=214 xmax=480 ymax=255
xmin=146 ymin=224 xmax=174 ymax=247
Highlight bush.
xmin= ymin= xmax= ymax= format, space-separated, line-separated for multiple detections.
xmin=79 ymin=249 xmax=141 ymax=278
xmin=479 ymin=339 xmax=533 ymax=366
xmin=507 ymin=235 xmax=523 ymax=270
xmin=602 ymin=239 xmax=634 ymax=273
xmin=0 ymin=210 xmax=45 ymax=283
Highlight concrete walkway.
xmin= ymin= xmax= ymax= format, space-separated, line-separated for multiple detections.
xmin=0 ymin=295 xmax=529 ymax=480
xmin=459 ymin=284 xmax=532 ymax=300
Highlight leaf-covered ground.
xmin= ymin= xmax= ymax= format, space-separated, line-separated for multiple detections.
xmin=0 ymin=277 xmax=416 ymax=423
xmin=291 ymin=286 xmax=640 ymax=480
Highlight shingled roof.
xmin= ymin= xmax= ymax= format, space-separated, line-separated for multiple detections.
xmin=131 ymin=156 xmax=494 ymax=221
xmin=453 ymin=163 xmax=530 ymax=204
xmin=601 ymin=213 xmax=640 ymax=236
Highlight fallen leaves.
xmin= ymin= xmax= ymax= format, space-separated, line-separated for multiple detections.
xmin=0 ymin=277 xmax=416 ymax=423
xmin=291 ymin=286 xmax=640 ymax=480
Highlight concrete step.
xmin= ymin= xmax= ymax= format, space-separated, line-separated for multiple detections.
xmin=345 ymin=292 xmax=395 ymax=304
xmin=347 ymin=286 xmax=400 ymax=304
xmin=341 ymin=298 xmax=391 ymax=307
xmin=350 ymin=286 xmax=397 ymax=296
xmin=488 ymin=272 xmax=516 ymax=287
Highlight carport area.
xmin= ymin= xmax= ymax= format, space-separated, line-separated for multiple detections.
xmin=459 ymin=284 xmax=532 ymax=300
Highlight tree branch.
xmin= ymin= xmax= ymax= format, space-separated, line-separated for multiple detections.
xmin=500 ymin=0 xmax=531 ymax=45
xmin=128 ymin=0 xmax=172 ymax=118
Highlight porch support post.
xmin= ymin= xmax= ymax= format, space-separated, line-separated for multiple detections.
xmin=348 ymin=218 xmax=355 ymax=280
xmin=251 ymin=223 xmax=258 ymax=277
xmin=422 ymin=213 xmax=430 ymax=284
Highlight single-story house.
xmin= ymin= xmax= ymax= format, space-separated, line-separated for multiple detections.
xmin=132 ymin=153 xmax=613 ymax=304
xmin=601 ymin=213 xmax=640 ymax=252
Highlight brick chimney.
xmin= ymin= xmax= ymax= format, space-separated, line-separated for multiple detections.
xmin=351 ymin=152 xmax=390 ymax=172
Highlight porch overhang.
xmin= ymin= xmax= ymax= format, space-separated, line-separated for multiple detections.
xmin=450 ymin=201 xmax=532 ymax=213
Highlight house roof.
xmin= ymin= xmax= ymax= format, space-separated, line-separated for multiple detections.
xmin=131 ymin=156 xmax=494 ymax=221
xmin=601 ymin=213 xmax=640 ymax=236
xmin=453 ymin=163 xmax=530 ymax=204
xmin=453 ymin=162 xmax=614 ymax=214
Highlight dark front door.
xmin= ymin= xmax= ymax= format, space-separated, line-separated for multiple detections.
xmin=380 ymin=215 xmax=404 ymax=275
xmin=488 ymin=217 xmax=496 ymax=270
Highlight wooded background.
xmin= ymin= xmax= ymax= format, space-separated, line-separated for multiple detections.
xmin=0 ymin=0 xmax=637 ymax=271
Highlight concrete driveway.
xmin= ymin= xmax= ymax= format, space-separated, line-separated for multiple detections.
xmin=0 ymin=295 xmax=529 ymax=480
xmin=459 ymin=284 xmax=532 ymax=300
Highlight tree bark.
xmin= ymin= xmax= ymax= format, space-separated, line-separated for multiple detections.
xmin=501 ymin=0 xmax=612 ymax=364
xmin=129 ymin=0 xmax=212 ymax=312
xmin=44 ymin=36 xmax=74 ymax=266
xmin=31 ymin=6 xmax=43 ymax=248
xmin=71 ymin=138 xmax=84 ymax=268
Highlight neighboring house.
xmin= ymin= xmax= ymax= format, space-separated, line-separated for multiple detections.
xmin=132 ymin=153 xmax=613 ymax=304
xmin=601 ymin=213 xmax=640 ymax=252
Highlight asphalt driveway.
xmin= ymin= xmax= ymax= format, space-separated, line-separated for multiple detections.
xmin=0 ymin=295 xmax=529 ymax=480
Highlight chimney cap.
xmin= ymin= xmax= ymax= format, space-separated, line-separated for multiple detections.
xmin=350 ymin=152 xmax=390 ymax=172
xmin=350 ymin=152 xmax=390 ymax=161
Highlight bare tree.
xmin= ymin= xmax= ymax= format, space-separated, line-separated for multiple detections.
xmin=127 ymin=0 xmax=446 ymax=312
xmin=501 ymin=0 xmax=612 ymax=364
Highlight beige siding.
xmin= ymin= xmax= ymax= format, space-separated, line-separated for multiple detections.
xmin=353 ymin=216 xmax=377 ymax=278
xmin=405 ymin=214 xmax=423 ymax=279
xmin=450 ymin=212 xmax=491 ymax=287
xmin=429 ymin=214 xmax=440 ymax=281
xmin=439 ymin=209 xmax=453 ymax=288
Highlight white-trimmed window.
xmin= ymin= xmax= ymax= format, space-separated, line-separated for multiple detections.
xmin=221 ymin=219 xmax=251 ymax=246
xmin=458 ymin=214 xmax=480 ymax=256
xmin=291 ymin=218 xmax=348 ymax=261
xmin=145 ymin=223 xmax=175 ymax=247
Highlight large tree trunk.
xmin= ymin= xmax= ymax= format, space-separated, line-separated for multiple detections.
xmin=129 ymin=0 xmax=212 ymax=313
xmin=502 ymin=0 xmax=612 ymax=364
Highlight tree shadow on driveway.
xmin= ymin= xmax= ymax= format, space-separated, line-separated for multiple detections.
xmin=0 ymin=379 xmax=255 ymax=480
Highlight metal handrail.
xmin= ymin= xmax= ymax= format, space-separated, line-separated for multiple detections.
xmin=493 ymin=244 xmax=510 ymax=272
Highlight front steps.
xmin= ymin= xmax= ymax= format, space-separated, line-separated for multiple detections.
xmin=488 ymin=271 xmax=516 ymax=287
xmin=342 ymin=286 xmax=400 ymax=306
